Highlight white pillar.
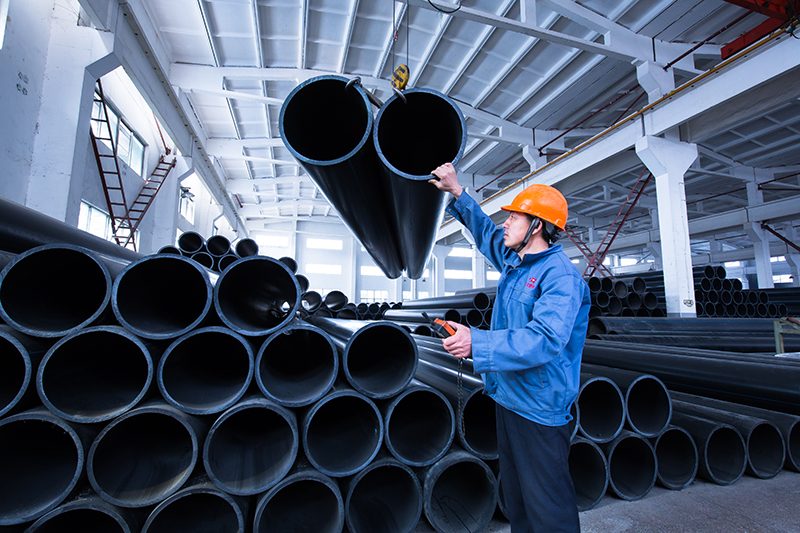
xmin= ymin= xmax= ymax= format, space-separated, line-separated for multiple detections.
xmin=784 ymin=223 xmax=800 ymax=287
xmin=636 ymin=135 xmax=698 ymax=317
xmin=433 ymin=245 xmax=447 ymax=296
xmin=744 ymin=180 xmax=774 ymax=288
xmin=472 ymin=246 xmax=487 ymax=289
xmin=636 ymin=60 xmax=675 ymax=103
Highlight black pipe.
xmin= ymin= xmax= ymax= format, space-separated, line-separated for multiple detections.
xmin=373 ymin=88 xmax=467 ymax=279
xmin=0 ymin=244 xmax=126 ymax=338
xmin=295 ymin=274 xmax=309 ymax=293
xmin=670 ymin=391 xmax=800 ymax=472
xmin=203 ymin=395 xmax=298 ymax=496
xmin=569 ymin=437 xmax=609 ymax=511
xmin=301 ymin=290 xmax=323 ymax=313
xmin=37 ymin=326 xmax=155 ymax=423
xmin=304 ymin=317 xmax=417 ymax=399
xmin=301 ymin=384 xmax=383 ymax=477
xmin=576 ymin=373 xmax=625 ymax=444
xmin=606 ymin=296 xmax=623 ymax=315
xmin=0 ymin=407 xmax=97 ymax=525
xmin=178 ymin=232 xmax=205 ymax=255
xmin=400 ymin=293 xmax=490 ymax=311
xmin=157 ymin=326 xmax=253 ymax=415
xmin=205 ymin=235 xmax=230 ymax=257
xmin=569 ymin=402 xmax=580 ymax=441
xmin=379 ymin=381 xmax=455 ymax=467
xmin=581 ymin=364 xmax=671 ymax=437
xmin=336 ymin=308 xmax=358 ymax=319
xmin=670 ymin=411 xmax=746 ymax=485
xmin=112 ymin=255 xmax=215 ymax=340
xmin=214 ymin=255 xmax=301 ymax=337
xmin=383 ymin=308 xmax=461 ymax=324
xmin=0 ymin=325 xmax=50 ymax=418
xmin=215 ymin=253 xmax=238 ymax=272
xmin=253 ymin=457 xmax=344 ymax=533
xmin=590 ymin=332 xmax=800 ymax=353
xmin=26 ymin=493 xmax=145 ymax=533
xmin=626 ymin=292 xmax=641 ymax=310
xmin=651 ymin=425 xmax=698 ymax=490
xmin=87 ymin=400 xmax=207 ymax=508
xmin=255 ymin=321 xmax=338 ymax=408
xmin=418 ymin=446 xmax=496 ymax=533
xmin=672 ymin=399 xmax=785 ymax=479
xmin=190 ymin=251 xmax=214 ymax=270
xmin=280 ymin=75 xmax=404 ymax=278
xmin=587 ymin=277 xmax=602 ymax=293
xmin=157 ymin=245 xmax=181 ymax=255
xmin=593 ymin=317 xmax=787 ymax=336
xmin=141 ymin=476 xmax=248 ymax=533
xmin=0 ymin=196 xmax=142 ymax=261
xmin=340 ymin=452 xmax=422 ymax=533
xmin=463 ymin=308 xmax=484 ymax=327
xmin=601 ymin=430 xmax=657 ymax=501
xmin=323 ymin=290 xmax=348 ymax=312
xmin=279 ymin=256 xmax=298 ymax=274
xmin=234 ymin=237 xmax=258 ymax=258
xmin=601 ymin=277 xmax=613 ymax=292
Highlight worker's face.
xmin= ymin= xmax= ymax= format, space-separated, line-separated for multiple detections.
xmin=502 ymin=211 xmax=535 ymax=249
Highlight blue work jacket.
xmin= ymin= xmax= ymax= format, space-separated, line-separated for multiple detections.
xmin=446 ymin=192 xmax=590 ymax=427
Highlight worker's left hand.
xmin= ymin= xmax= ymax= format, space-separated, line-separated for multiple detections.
xmin=442 ymin=321 xmax=472 ymax=359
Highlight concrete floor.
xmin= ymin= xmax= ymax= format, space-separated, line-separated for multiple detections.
xmin=414 ymin=470 xmax=800 ymax=532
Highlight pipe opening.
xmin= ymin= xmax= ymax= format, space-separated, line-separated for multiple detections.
xmin=178 ymin=232 xmax=204 ymax=254
xmin=191 ymin=252 xmax=214 ymax=269
xmin=387 ymin=390 xmax=453 ymax=466
xmin=217 ymin=254 xmax=238 ymax=272
xmin=256 ymin=478 xmax=342 ymax=533
xmin=631 ymin=278 xmax=646 ymax=294
xmin=626 ymin=378 xmax=671 ymax=437
xmin=30 ymin=508 xmax=124 ymax=533
xmin=235 ymin=238 xmax=258 ymax=258
xmin=376 ymin=92 xmax=464 ymax=178
xmin=206 ymin=406 xmax=297 ymax=494
xmin=462 ymin=393 xmax=498 ymax=458
xmin=258 ymin=328 xmax=337 ymax=407
xmin=216 ymin=258 xmax=300 ymax=336
xmin=704 ymin=426 xmax=746 ymax=484
xmin=747 ymin=423 xmax=785 ymax=479
xmin=282 ymin=78 xmax=369 ymax=163
xmin=0 ymin=418 xmax=81 ymax=523
xmin=427 ymin=460 xmax=495 ymax=533
xmin=607 ymin=435 xmax=656 ymax=500
xmin=114 ymin=257 xmax=210 ymax=338
xmin=346 ymin=325 xmax=416 ymax=398
xmin=160 ymin=329 xmax=252 ymax=414
xmin=465 ymin=309 xmax=483 ymax=327
xmin=578 ymin=379 xmax=624 ymax=443
xmin=40 ymin=329 xmax=150 ymax=422
xmin=302 ymin=291 xmax=322 ymax=313
xmin=789 ymin=422 xmax=800 ymax=471
xmin=144 ymin=493 xmax=240 ymax=533
xmin=0 ymin=248 xmax=108 ymax=336
xmin=90 ymin=413 xmax=195 ymax=506
xmin=0 ymin=336 xmax=27 ymax=415
xmin=305 ymin=395 xmax=382 ymax=476
xmin=205 ymin=236 xmax=230 ymax=257
xmin=654 ymin=428 xmax=697 ymax=490
xmin=347 ymin=464 xmax=420 ymax=533
xmin=568 ymin=440 xmax=607 ymax=511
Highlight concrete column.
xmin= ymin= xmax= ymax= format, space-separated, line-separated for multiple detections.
xmin=433 ymin=245 xmax=447 ymax=297
xmin=647 ymin=241 xmax=662 ymax=270
xmin=472 ymin=246 xmax=487 ymax=289
xmin=636 ymin=135 xmax=698 ymax=317
xmin=784 ymin=223 xmax=800 ymax=287
xmin=744 ymin=179 xmax=774 ymax=288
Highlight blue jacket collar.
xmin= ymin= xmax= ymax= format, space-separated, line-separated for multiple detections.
xmin=505 ymin=243 xmax=563 ymax=268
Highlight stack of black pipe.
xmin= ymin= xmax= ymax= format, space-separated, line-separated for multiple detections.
xmin=169 ymin=231 xmax=261 ymax=274
xmin=585 ymin=276 xmax=663 ymax=318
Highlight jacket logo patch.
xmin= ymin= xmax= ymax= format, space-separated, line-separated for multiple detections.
xmin=526 ymin=277 xmax=537 ymax=289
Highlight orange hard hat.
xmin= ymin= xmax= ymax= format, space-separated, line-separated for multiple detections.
xmin=501 ymin=184 xmax=568 ymax=231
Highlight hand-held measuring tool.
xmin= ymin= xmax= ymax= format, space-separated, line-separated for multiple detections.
xmin=421 ymin=311 xmax=457 ymax=338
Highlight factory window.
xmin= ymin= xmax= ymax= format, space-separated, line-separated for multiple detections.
xmin=724 ymin=261 xmax=740 ymax=268
xmin=774 ymin=274 xmax=793 ymax=284
xmin=445 ymin=269 xmax=472 ymax=279
xmin=78 ymin=202 xmax=112 ymax=240
xmin=360 ymin=290 xmax=389 ymax=302
xmin=91 ymin=91 xmax=146 ymax=176
xmin=771 ymin=256 xmax=785 ymax=262
xmin=361 ymin=266 xmax=384 ymax=276
xmin=449 ymin=247 xmax=472 ymax=257
xmin=307 ymin=238 xmax=343 ymax=250
xmin=306 ymin=264 xmax=342 ymax=275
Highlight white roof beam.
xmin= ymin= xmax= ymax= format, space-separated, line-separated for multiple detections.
xmin=375 ymin=2 xmax=407 ymax=79
xmin=338 ymin=0 xmax=361 ymax=73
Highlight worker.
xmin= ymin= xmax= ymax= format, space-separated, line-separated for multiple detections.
xmin=429 ymin=162 xmax=590 ymax=532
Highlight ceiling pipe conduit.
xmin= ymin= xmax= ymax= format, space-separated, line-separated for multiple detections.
xmin=279 ymin=75 xmax=404 ymax=279
xmin=651 ymin=425 xmax=699 ymax=490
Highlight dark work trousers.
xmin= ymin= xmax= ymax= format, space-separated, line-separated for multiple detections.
xmin=496 ymin=404 xmax=580 ymax=533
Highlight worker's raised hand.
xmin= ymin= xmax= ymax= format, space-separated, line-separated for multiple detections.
xmin=442 ymin=321 xmax=472 ymax=359
xmin=429 ymin=162 xmax=463 ymax=199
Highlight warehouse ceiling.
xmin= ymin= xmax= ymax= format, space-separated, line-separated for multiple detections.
xmin=134 ymin=0 xmax=800 ymax=261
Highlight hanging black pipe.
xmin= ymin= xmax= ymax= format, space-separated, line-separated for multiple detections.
xmin=37 ymin=326 xmax=156 ymax=423
xmin=651 ymin=425 xmax=698 ymax=490
xmin=0 ymin=407 xmax=97 ymax=526
xmin=400 ymin=292 xmax=491 ymax=311
xmin=304 ymin=317 xmax=417 ymax=399
xmin=178 ymin=232 xmax=205 ymax=255
xmin=234 ymin=237 xmax=258 ymax=258
xmin=373 ymin=88 xmax=467 ymax=279
xmin=141 ymin=476 xmax=249 ymax=533
xmin=601 ymin=430 xmax=657 ymax=501
xmin=418 ymin=446 xmax=497 ymax=533
xmin=382 ymin=308 xmax=461 ymax=324
xmin=87 ymin=400 xmax=208 ymax=508
xmin=203 ymin=395 xmax=298 ymax=496
xmin=280 ymin=75 xmax=404 ymax=278
xmin=112 ymin=255 xmax=216 ymax=341
xmin=253 ymin=457 xmax=344 ymax=533
xmin=581 ymin=363 xmax=672 ymax=438
xmin=412 ymin=337 xmax=498 ymax=460
xmin=379 ymin=381 xmax=455 ymax=467
xmin=0 ymin=325 xmax=50 ymax=418
xmin=0 ymin=196 xmax=142 ymax=261
xmin=255 ymin=321 xmax=338 ymax=408
xmin=671 ymin=399 xmax=785 ymax=479
xmin=301 ymin=383 xmax=383 ymax=477
xmin=157 ymin=326 xmax=254 ymax=415
xmin=582 ymin=339 xmax=800 ymax=414
xmin=670 ymin=411 xmax=746 ymax=485
xmin=568 ymin=437 xmax=609 ymax=511
xmin=214 ymin=255 xmax=301 ymax=337
xmin=0 ymin=244 xmax=127 ymax=338
xmin=26 ymin=493 xmax=146 ymax=533
xmin=576 ymin=373 xmax=625 ymax=444
xmin=670 ymin=391 xmax=800 ymax=472
xmin=340 ymin=452 xmax=423 ymax=533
